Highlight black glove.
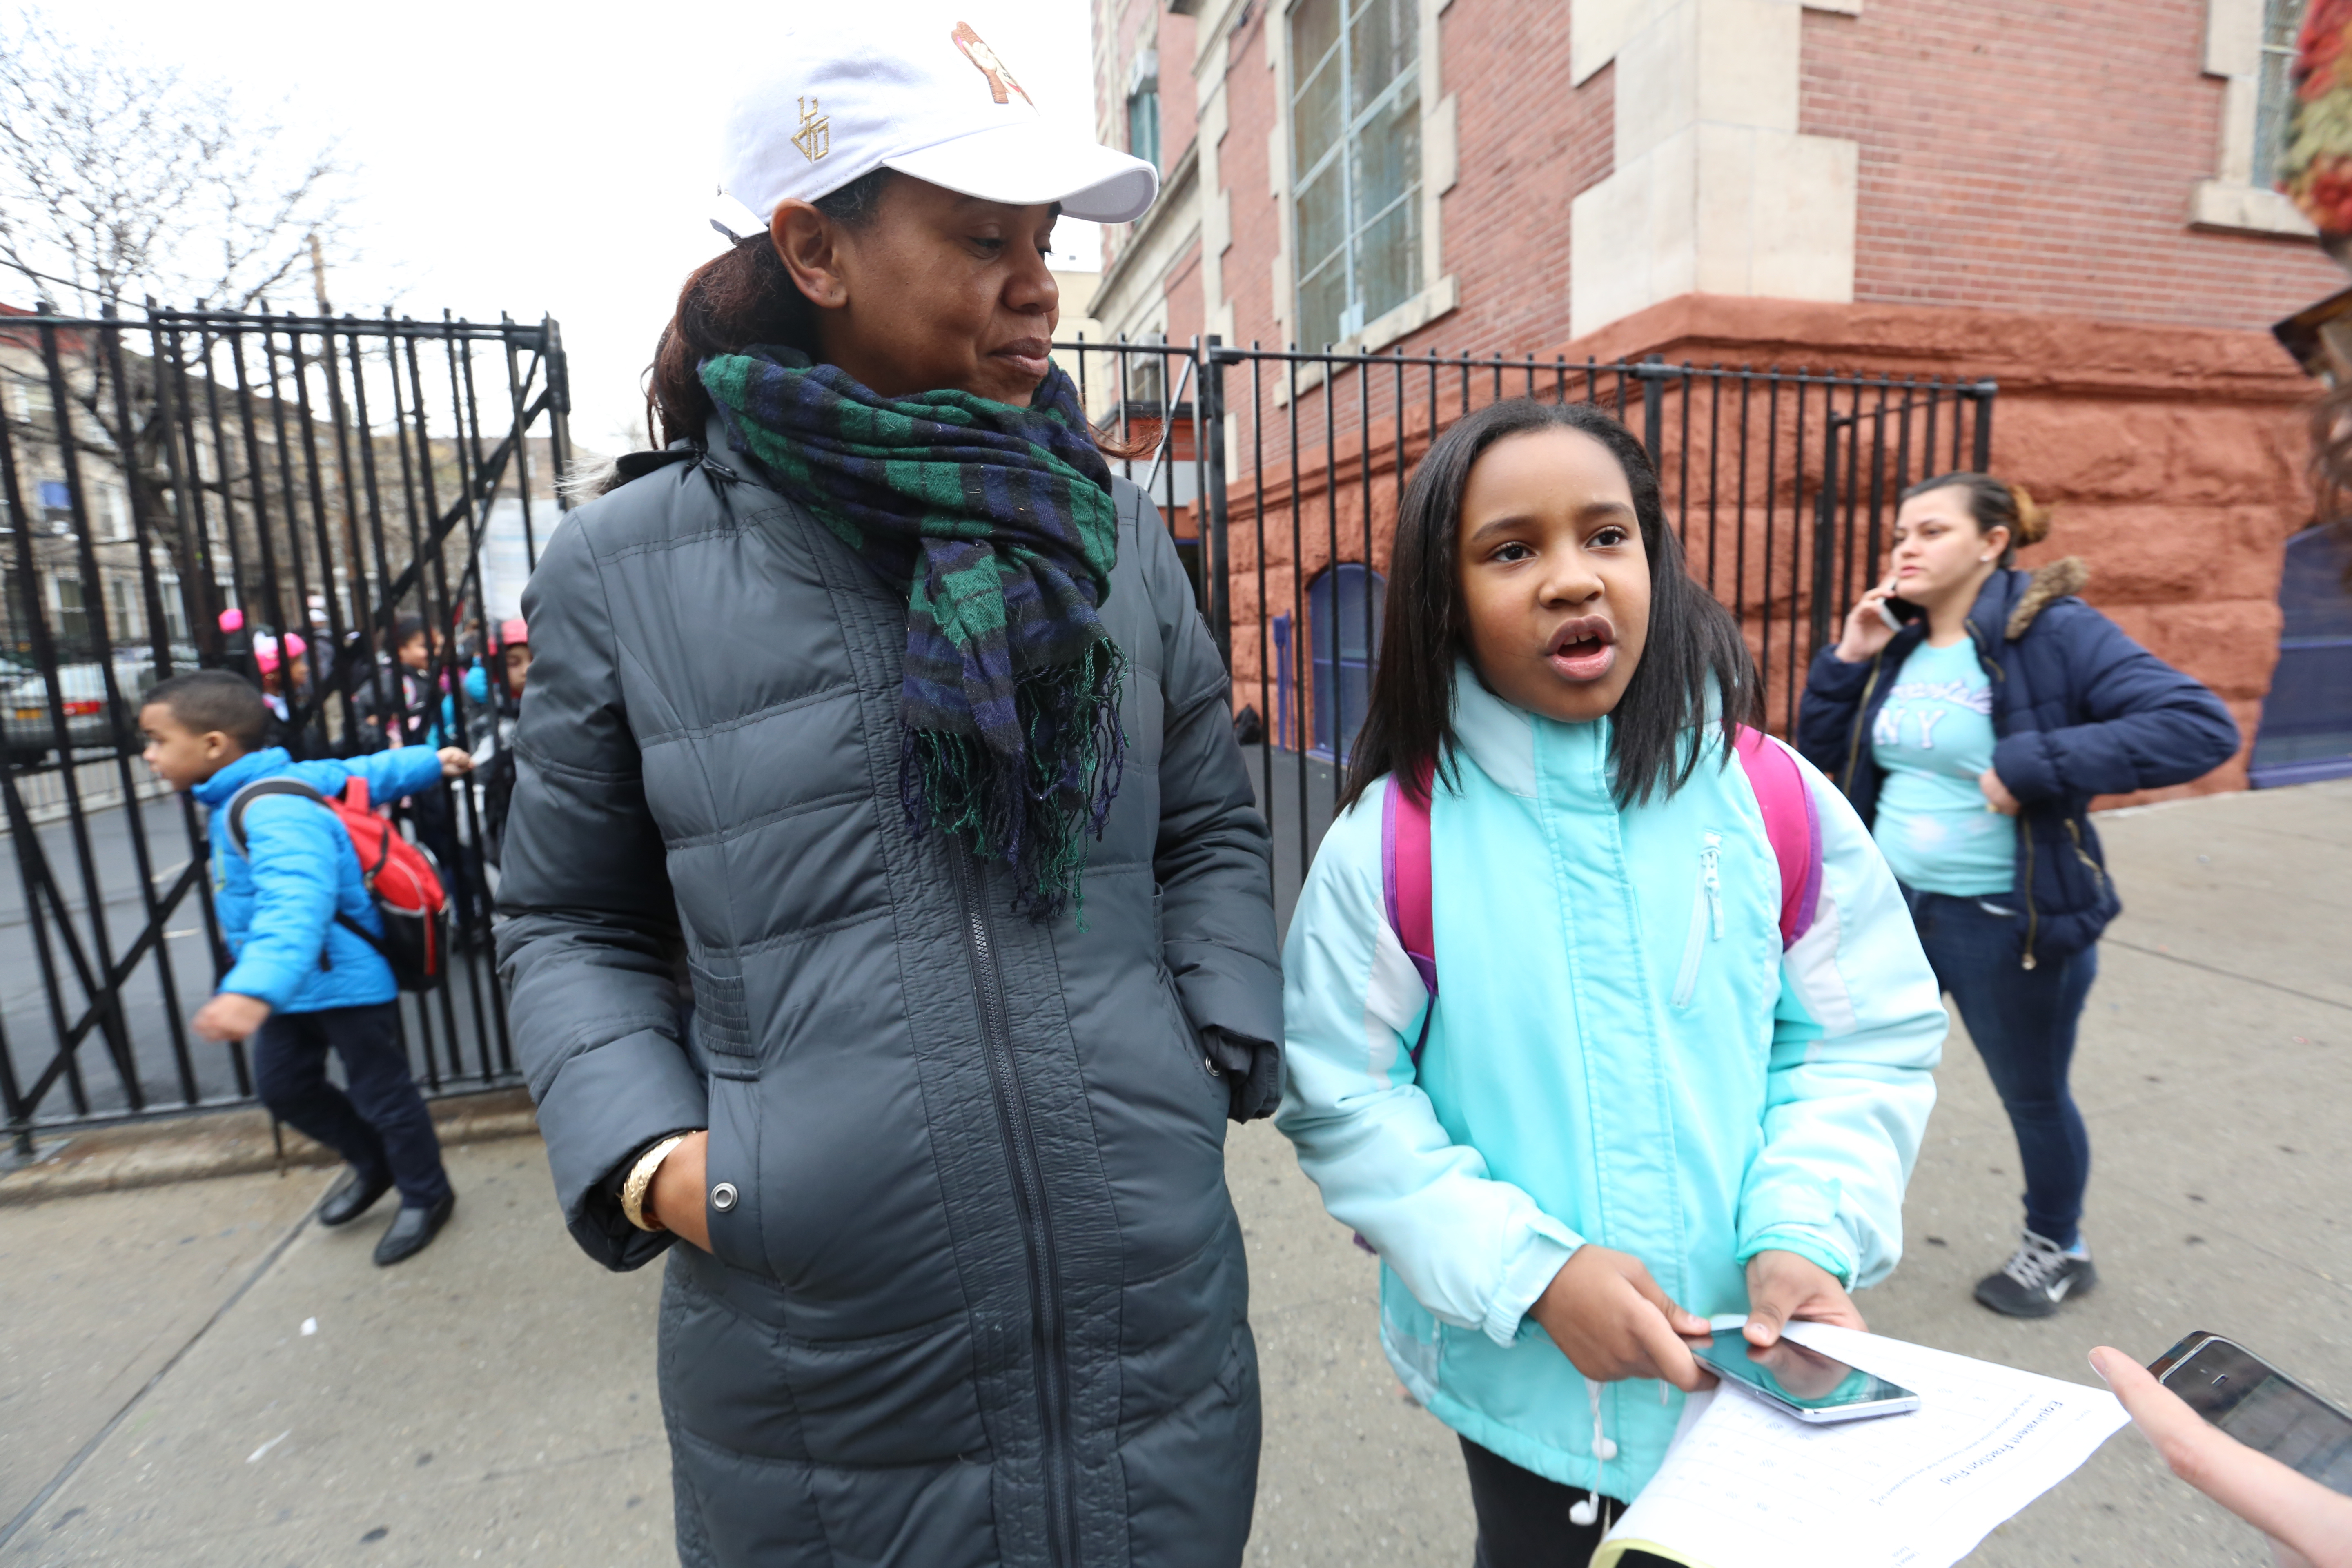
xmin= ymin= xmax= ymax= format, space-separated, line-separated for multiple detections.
xmin=1204 ymin=1027 xmax=1284 ymax=1123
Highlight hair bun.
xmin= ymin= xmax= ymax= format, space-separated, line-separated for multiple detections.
xmin=2005 ymin=483 xmax=2052 ymax=546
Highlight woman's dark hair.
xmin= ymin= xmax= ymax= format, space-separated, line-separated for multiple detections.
xmin=1339 ymin=399 xmax=1761 ymax=815
xmin=1900 ymin=471 xmax=2051 ymax=567
xmin=646 ymin=169 xmax=897 ymax=450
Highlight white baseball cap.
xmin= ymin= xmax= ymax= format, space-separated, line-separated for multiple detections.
xmin=714 ymin=5 xmax=1159 ymax=241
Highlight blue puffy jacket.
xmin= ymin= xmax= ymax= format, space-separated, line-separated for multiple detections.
xmin=1797 ymin=559 xmax=2240 ymax=963
xmin=193 ymin=744 xmax=450 ymax=1012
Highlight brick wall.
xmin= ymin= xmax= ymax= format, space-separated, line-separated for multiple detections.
xmin=1799 ymin=0 xmax=2342 ymax=327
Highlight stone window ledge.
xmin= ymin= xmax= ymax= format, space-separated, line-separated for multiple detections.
xmin=1273 ymin=275 xmax=1461 ymax=404
xmin=2192 ymin=179 xmax=2319 ymax=238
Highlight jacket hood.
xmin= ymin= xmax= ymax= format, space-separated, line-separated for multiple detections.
xmin=2003 ymin=557 xmax=2089 ymax=641
xmin=1970 ymin=557 xmax=2089 ymax=646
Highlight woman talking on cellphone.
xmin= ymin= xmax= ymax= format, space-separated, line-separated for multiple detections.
xmin=1798 ymin=475 xmax=2238 ymax=1319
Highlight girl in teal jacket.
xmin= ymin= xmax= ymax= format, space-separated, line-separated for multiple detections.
xmin=1277 ymin=401 xmax=1946 ymax=1560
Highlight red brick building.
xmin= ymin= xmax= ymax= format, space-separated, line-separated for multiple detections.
xmin=1087 ymin=0 xmax=2349 ymax=794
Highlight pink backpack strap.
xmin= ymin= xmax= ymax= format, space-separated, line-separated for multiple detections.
xmin=1381 ymin=759 xmax=1439 ymax=1064
xmin=1733 ymin=726 xmax=1823 ymax=949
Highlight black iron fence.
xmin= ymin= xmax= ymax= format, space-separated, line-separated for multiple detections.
xmin=0 ymin=304 xmax=570 ymax=1149
xmin=0 ymin=314 xmax=1989 ymax=1142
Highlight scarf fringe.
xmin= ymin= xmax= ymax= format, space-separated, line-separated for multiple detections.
xmin=900 ymin=638 xmax=1129 ymax=922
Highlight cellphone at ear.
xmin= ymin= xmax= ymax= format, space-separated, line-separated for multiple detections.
xmin=1876 ymin=596 xmax=1925 ymax=633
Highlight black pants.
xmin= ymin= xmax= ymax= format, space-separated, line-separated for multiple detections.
xmin=253 ymin=1002 xmax=450 ymax=1208
xmin=1460 ymin=1437 xmax=1677 ymax=1568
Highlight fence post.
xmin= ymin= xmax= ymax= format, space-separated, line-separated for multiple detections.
xmin=1971 ymin=380 xmax=1998 ymax=472
xmin=1640 ymin=353 xmax=1666 ymax=463
xmin=1200 ymin=337 xmax=1232 ymax=670
xmin=545 ymin=316 xmax=576 ymax=510
xmin=1812 ymin=414 xmax=1845 ymax=660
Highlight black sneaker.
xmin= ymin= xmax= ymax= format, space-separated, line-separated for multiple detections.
xmin=1973 ymin=1230 xmax=2096 ymax=1318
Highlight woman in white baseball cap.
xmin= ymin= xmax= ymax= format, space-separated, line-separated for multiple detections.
xmin=498 ymin=8 xmax=1283 ymax=1568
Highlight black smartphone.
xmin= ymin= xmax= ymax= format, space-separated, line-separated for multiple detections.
xmin=1875 ymin=595 xmax=1927 ymax=631
xmin=2150 ymin=1332 xmax=2352 ymax=1495
xmin=1689 ymin=1327 xmax=1919 ymax=1423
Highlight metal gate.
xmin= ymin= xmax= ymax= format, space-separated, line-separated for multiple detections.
xmin=0 ymin=304 xmax=570 ymax=1149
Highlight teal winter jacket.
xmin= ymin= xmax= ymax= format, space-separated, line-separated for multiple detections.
xmin=194 ymin=745 xmax=449 ymax=1013
xmin=1276 ymin=668 xmax=1944 ymax=1501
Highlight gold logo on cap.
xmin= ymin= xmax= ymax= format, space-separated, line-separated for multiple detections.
xmin=951 ymin=22 xmax=1033 ymax=107
xmin=792 ymin=96 xmax=830 ymax=163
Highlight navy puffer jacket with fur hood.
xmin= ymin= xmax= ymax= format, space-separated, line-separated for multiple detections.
xmin=1798 ymin=559 xmax=2239 ymax=964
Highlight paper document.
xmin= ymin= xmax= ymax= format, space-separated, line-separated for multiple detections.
xmin=1590 ymin=1321 xmax=2129 ymax=1568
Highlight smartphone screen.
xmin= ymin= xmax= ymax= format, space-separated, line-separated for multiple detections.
xmin=1690 ymin=1328 xmax=1918 ymax=1421
xmin=2164 ymin=1338 xmax=2352 ymax=1494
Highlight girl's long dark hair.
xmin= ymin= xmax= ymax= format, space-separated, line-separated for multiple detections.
xmin=1339 ymin=399 xmax=1761 ymax=814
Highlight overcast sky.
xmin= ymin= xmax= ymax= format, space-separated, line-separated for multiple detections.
xmin=41 ymin=0 xmax=1101 ymax=452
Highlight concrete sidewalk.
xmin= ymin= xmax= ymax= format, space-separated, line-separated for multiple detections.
xmin=2 ymin=779 xmax=2345 ymax=1566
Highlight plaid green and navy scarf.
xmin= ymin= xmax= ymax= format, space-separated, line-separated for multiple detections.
xmin=701 ymin=347 xmax=1126 ymax=920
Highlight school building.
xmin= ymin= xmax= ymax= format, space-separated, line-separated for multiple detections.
xmin=1085 ymin=0 xmax=2352 ymax=794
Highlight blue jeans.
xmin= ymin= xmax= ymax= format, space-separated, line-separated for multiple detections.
xmin=254 ymin=1002 xmax=451 ymax=1208
xmin=1902 ymin=888 xmax=2097 ymax=1250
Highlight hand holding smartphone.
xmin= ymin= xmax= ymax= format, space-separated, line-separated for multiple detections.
xmin=1835 ymin=575 xmax=1920 ymax=664
xmin=2148 ymin=1332 xmax=2352 ymax=1495
xmin=1688 ymin=1327 xmax=1919 ymax=1423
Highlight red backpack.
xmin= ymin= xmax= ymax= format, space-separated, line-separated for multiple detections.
xmin=1381 ymin=725 xmax=1822 ymax=1066
xmin=226 ymin=775 xmax=449 ymax=991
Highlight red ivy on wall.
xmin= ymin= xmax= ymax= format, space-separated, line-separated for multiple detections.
xmin=2285 ymin=0 xmax=2352 ymax=235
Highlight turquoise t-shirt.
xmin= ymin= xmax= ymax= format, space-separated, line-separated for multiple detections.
xmin=1869 ymin=639 xmax=2015 ymax=896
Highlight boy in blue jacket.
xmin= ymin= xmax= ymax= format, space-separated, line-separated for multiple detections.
xmin=140 ymin=670 xmax=475 ymax=1266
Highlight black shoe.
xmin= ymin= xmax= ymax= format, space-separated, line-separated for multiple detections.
xmin=318 ymin=1166 xmax=394 ymax=1228
xmin=372 ymin=1191 xmax=455 ymax=1267
xmin=1973 ymin=1229 xmax=2097 ymax=1318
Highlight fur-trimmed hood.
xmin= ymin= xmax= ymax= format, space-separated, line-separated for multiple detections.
xmin=2004 ymin=556 xmax=2089 ymax=641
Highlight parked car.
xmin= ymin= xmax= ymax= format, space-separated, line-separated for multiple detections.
xmin=3 ymin=658 xmax=167 ymax=763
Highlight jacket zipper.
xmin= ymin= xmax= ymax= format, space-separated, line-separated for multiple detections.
xmin=1840 ymin=656 xmax=1886 ymax=795
xmin=2064 ymin=817 xmax=2109 ymax=894
xmin=949 ymin=849 xmax=1080 ymax=1568
xmin=1672 ymin=832 xmax=1723 ymax=1009
xmin=2017 ymin=822 xmax=2039 ymax=970
xmin=1966 ymin=621 xmax=2036 ymax=969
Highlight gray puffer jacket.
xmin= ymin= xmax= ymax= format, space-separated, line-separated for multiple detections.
xmin=497 ymin=434 xmax=1281 ymax=1568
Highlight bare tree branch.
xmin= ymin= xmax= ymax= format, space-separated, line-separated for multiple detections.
xmin=0 ymin=8 xmax=354 ymax=314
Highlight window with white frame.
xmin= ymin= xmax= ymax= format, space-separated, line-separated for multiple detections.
xmin=1127 ymin=48 xmax=1162 ymax=172
xmin=2256 ymin=0 xmax=2308 ymax=188
xmin=1290 ymin=0 xmax=1421 ymax=350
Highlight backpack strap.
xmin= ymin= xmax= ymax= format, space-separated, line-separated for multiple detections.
xmin=224 ymin=777 xmax=330 ymax=858
xmin=1732 ymin=726 xmax=1824 ymax=950
xmin=1381 ymin=759 xmax=1438 ymax=1066
xmin=1379 ymin=735 xmax=1821 ymax=1071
